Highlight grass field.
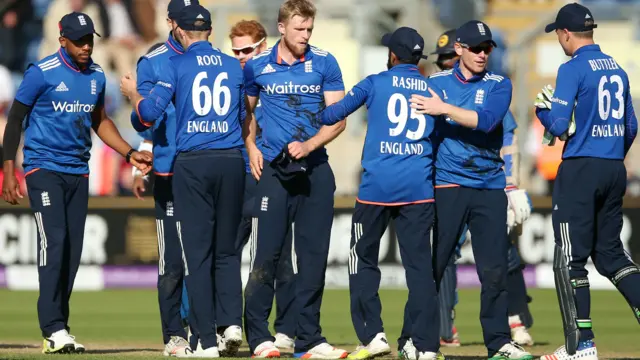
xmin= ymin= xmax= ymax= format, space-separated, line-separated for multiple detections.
xmin=0 ymin=289 xmax=638 ymax=360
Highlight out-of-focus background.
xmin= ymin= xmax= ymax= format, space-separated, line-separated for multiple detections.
xmin=0 ymin=0 xmax=639 ymax=290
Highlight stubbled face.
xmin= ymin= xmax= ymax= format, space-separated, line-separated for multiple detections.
xmin=456 ymin=41 xmax=493 ymax=74
xmin=60 ymin=34 xmax=94 ymax=65
xmin=556 ymin=29 xmax=571 ymax=56
xmin=279 ymin=15 xmax=313 ymax=57
xmin=231 ymin=35 xmax=266 ymax=69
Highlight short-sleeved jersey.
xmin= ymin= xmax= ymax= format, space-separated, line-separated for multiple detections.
xmin=536 ymin=44 xmax=638 ymax=160
xmin=429 ymin=62 xmax=513 ymax=189
xmin=320 ymin=64 xmax=436 ymax=204
xmin=135 ymin=41 xmax=244 ymax=153
xmin=132 ymin=34 xmax=183 ymax=174
xmin=243 ymin=41 xmax=345 ymax=165
xmin=15 ymin=48 xmax=106 ymax=175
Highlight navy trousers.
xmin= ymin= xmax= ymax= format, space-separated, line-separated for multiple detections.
xmin=26 ymin=169 xmax=88 ymax=338
xmin=154 ymin=175 xmax=188 ymax=343
xmin=350 ymin=201 xmax=439 ymax=352
xmin=244 ymin=162 xmax=335 ymax=353
xmin=172 ymin=149 xmax=244 ymax=349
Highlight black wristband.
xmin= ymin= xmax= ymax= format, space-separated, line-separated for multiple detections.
xmin=125 ymin=149 xmax=135 ymax=163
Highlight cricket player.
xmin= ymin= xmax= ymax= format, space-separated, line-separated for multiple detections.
xmin=429 ymin=29 xmax=535 ymax=348
xmin=1 ymin=11 xmax=152 ymax=354
xmin=410 ymin=20 xmax=532 ymax=360
xmin=319 ymin=27 xmax=441 ymax=360
xmin=121 ymin=4 xmax=246 ymax=357
xmin=230 ymin=19 xmax=297 ymax=350
xmin=535 ymin=4 xmax=640 ymax=360
xmin=242 ymin=0 xmax=348 ymax=357
xmin=129 ymin=0 xmax=218 ymax=355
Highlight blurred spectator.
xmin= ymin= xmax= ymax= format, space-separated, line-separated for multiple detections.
xmin=104 ymin=0 xmax=144 ymax=76
xmin=40 ymin=0 xmax=109 ymax=68
xmin=0 ymin=0 xmax=35 ymax=72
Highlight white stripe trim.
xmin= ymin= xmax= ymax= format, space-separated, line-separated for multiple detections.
xmin=35 ymin=212 xmax=47 ymax=267
xmin=40 ymin=63 xmax=61 ymax=72
xmin=38 ymin=58 xmax=59 ymax=68
xmin=157 ymin=219 xmax=165 ymax=275
xmin=560 ymin=222 xmax=572 ymax=266
xmin=252 ymin=48 xmax=272 ymax=60
xmin=429 ymin=70 xmax=453 ymax=78
xmin=146 ymin=46 xmax=169 ymax=59
xmin=176 ymin=221 xmax=189 ymax=276
xmin=349 ymin=223 xmax=362 ymax=275
xmin=291 ymin=222 xmax=298 ymax=274
xmin=249 ymin=217 xmax=258 ymax=272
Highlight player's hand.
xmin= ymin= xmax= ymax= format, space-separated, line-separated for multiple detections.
xmin=288 ymin=141 xmax=311 ymax=160
xmin=534 ymin=84 xmax=554 ymax=110
xmin=507 ymin=188 xmax=532 ymax=226
xmin=2 ymin=171 xmax=23 ymax=205
xmin=132 ymin=175 xmax=146 ymax=200
xmin=120 ymin=72 xmax=137 ymax=99
xmin=248 ymin=145 xmax=263 ymax=181
xmin=409 ymin=88 xmax=447 ymax=115
xmin=129 ymin=150 xmax=153 ymax=175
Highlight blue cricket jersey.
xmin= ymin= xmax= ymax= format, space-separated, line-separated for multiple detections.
xmin=134 ymin=41 xmax=244 ymax=153
xmin=536 ymin=44 xmax=638 ymax=159
xmin=429 ymin=61 xmax=513 ymax=189
xmin=320 ymin=64 xmax=436 ymax=204
xmin=15 ymin=48 xmax=106 ymax=175
xmin=130 ymin=34 xmax=183 ymax=175
xmin=502 ymin=110 xmax=517 ymax=187
xmin=244 ymin=41 xmax=345 ymax=165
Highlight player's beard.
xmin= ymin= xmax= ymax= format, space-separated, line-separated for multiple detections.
xmin=386 ymin=53 xmax=393 ymax=70
xmin=283 ymin=36 xmax=305 ymax=58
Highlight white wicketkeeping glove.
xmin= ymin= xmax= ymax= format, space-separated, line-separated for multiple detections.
xmin=507 ymin=188 xmax=532 ymax=226
xmin=534 ymin=84 xmax=554 ymax=110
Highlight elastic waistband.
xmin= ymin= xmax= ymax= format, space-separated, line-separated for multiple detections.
xmin=176 ymin=148 xmax=241 ymax=160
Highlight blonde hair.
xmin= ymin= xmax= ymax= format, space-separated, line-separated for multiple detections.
xmin=229 ymin=20 xmax=267 ymax=42
xmin=278 ymin=0 xmax=316 ymax=23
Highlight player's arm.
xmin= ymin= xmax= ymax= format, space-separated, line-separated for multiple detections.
xmin=128 ymin=58 xmax=158 ymax=132
xmin=122 ymin=62 xmax=176 ymax=131
xmin=242 ymin=60 xmax=264 ymax=180
xmin=2 ymin=65 xmax=45 ymax=204
xmin=91 ymin=89 xmax=152 ymax=174
xmin=319 ymin=78 xmax=372 ymax=126
xmin=535 ymin=63 xmax=579 ymax=137
xmin=624 ymin=89 xmax=638 ymax=156
xmin=501 ymin=110 xmax=519 ymax=188
xmin=289 ymin=54 xmax=346 ymax=159
xmin=131 ymin=136 xmax=152 ymax=200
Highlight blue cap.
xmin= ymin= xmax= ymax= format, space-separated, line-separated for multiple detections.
xmin=176 ymin=4 xmax=212 ymax=31
xmin=167 ymin=0 xmax=200 ymax=20
xmin=455 ymin=21 xmax=497 ymax=48
xmin=59 ymin=12 xmax=100 ymax=40
xmin=545 ymin=2 xmax=597 ymax=33
xmin=270 ymin=147 xmax=308 ymax=181
xmin=381 ymin=27 xmax=428 ymax=61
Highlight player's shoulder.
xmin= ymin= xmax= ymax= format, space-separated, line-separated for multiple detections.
xmin=482 ymin=71 xmax=511 ymax=88
xmin=309 ymin=45 xmax=338 ymax=64
xmin=428 ymin=69 xmax=453 ymax=80
xmin=34 ymin=53 xmax=62 ymax=73
xmin=144 ymin=43 xmax=170 ymax=60
xmin=247 ymin=47 xmax=273 ymax=68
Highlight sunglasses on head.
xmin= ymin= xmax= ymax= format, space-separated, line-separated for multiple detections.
xmin=232 ymin=37 xmax=265 ymax=55
xmin=462 ymin=43 xmax=493 ymax=54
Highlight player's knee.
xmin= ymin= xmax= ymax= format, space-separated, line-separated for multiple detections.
xmin=482 ymin=267 xmax=507 ymax=291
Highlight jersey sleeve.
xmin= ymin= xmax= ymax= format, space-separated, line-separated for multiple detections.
xmin=136 ymin=57 xmax=156 ymax=97
xmin=475 ymin=78 xmax=513 ymax=133
xmin=244 ymin=60 xmax=259 ymax=97
xmin=14 ymin=65 xmax=46 ymax=106
xmin=624 ymin=87 xmax=638 ymax=156
xmin=136 ymin=60 xmax=177 ymax=127
xmin=535 ymin=62 xmax=579 ymax=137
xmin=96 ymin=76 xmax=106 ymax=108
xmin=320 ymin=76 xmax=372 ymax=125
xmin=322 ymin=53 xmax=345 ymax=92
